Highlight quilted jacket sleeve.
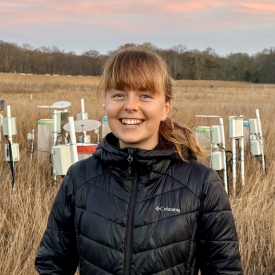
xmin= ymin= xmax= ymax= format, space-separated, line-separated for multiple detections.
xmin=198 ymin=169 xmax=243 ymax=275
xmin=35 ymin=168 xmax=78 ymax=275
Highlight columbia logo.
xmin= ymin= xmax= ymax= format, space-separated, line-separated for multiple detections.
xmin=155 ymin=206 xmax=180 ymax=213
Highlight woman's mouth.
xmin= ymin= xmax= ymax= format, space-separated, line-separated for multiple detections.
xmin=121 ymin=119 xmax=143 ymax=127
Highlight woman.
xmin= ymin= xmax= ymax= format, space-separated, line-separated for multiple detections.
xmin=35 ymin=48 xmax=243 ymax=274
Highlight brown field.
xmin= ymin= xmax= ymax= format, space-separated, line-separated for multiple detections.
xmin=0 ymin=73 xmax=275 ymax=274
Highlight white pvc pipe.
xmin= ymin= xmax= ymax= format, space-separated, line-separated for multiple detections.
xmin=52 ymin=110 xmax=58 ymax=184
xmin=256 ymin=109 xmax=266 ymax=174
xmin=68 ymin=116 xmax=78 ymax=163
xmin=81 ymin=98 xmax=85 ymax=113
xmin=240 ymin=137 xmax=245 ymax=188
xmin=6 ymin=105 xmax=16 ymax=188
xmin=53 ymin=110 xmax=58 ymax=146
xmin=219 ymin=118 xmax=228 ymax=194
xmin=7 ymin=105 xmax=13 ymax=143
xmin=80 ymin=99 xmax=87 ymax=139
xmin=232 ymin=138 xmax=236 ymax=197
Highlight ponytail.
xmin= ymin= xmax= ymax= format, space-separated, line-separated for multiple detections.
xmin=159 ymin=118 xmax=209 ymax=162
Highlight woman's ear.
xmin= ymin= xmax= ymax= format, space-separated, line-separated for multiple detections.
xmin=161 ymin=100 xmax=172 ymax=121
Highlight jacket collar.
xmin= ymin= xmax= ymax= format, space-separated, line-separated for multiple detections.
xmin=93 ymin=133 xmax=178 ymax=175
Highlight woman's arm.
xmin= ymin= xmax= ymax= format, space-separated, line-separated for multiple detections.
xmin=35 ymin=168 xmax=78 ymax=275
xmin=198 ymin=169 xmax=243 ymax=275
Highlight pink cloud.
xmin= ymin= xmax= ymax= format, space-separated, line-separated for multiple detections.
xmin=0 ymin=2 xmax=18 ymax=10
xmin=0 ymin=0 xmax=275 ymax=30
xmin=55 ymin=1 xmax=226 ymax=15
xmin=0 ymin=0 xmax=226 ymax=18
xmin=0 ymin=0 xmax=219 ymax=29
xmin=238 ymin=2 xmax=275 ymax=13
xmin=156 ymin=2 xmax=220 ymax=13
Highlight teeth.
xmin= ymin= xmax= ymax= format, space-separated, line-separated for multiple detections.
xmin=122 ymin=119 xmax=142 ymax=125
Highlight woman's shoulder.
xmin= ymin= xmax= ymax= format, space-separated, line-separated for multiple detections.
xmin=67 ymin=156 xmax=105 ymax=188
xmin=172 ymin=158 xmax=215 ymax=178
xmin=171 ymin=159 xmax=222 ymax=198
xmin=70 ymin=155 xmax=97 ymax=170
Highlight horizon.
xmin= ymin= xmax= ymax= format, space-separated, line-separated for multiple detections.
xmin=1 ymin=38 xmax=274 ymax=57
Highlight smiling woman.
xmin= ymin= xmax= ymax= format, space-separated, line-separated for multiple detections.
xmin=101 ymin=50 xmax=172 ymax=150
xmin=35 ymin=48 xmax=243 ymax=275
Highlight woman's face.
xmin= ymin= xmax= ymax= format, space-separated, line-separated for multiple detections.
xmin=105 ymin=89 xmax=171 ymax=149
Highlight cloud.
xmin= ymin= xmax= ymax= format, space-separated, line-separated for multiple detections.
xmin=155 ymin=1 xmax=222 ymax=13
xmin=1 ymin=0 xmax=275 ymax=28
xmin=238 ymin=2 xmax=275 ymax=13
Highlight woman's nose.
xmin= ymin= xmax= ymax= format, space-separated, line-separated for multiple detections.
xmin=124 ymin=96 xmax=138 ymax=111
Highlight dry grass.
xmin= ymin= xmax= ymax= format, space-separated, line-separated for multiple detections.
xmin=0 ymin=73 xmax=275 ymax=274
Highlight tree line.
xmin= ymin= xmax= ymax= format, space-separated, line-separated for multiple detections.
xmin=1 ymin=40 xmax=275 ymax=83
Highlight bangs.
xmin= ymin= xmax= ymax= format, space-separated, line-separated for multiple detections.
xmin=100 ymin=49 xmax=169 ymax=95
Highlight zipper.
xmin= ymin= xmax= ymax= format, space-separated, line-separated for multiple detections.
xmin=123 ymin=153 xmax=138 ymax=275
xmin=127 ymin=154 xmax=133 ymax=173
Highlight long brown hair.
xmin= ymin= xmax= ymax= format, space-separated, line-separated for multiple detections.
xmin=98 ymin=47 xmax=207 ymax=161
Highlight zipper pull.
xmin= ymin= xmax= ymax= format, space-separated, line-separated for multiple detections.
xmin=127 ymin=154 xmax=133 ymax=173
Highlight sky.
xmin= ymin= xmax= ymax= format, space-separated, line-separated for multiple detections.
xmin=0 ymin=0 xmax=275 ymax=56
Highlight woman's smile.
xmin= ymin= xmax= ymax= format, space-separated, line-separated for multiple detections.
xmin=120 ymin=119 xmax=144 ymax=127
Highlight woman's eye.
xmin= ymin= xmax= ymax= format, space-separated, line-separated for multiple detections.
xmin=113 ymin=93 xmax=123 ymax=98
xmin=141 ymin=94 xmax=151 ymax=99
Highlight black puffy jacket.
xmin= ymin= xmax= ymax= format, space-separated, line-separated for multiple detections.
xmin=35 ymin=133 xmax=243 ymax=275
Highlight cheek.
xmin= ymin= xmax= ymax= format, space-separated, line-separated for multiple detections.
xmin=105 ymin=102 xmax=116 ymax=117
xmin=105 ymin=105 xmax=122 ymax=125
xmin=106 ymin=110 xmax=114 ymax=121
